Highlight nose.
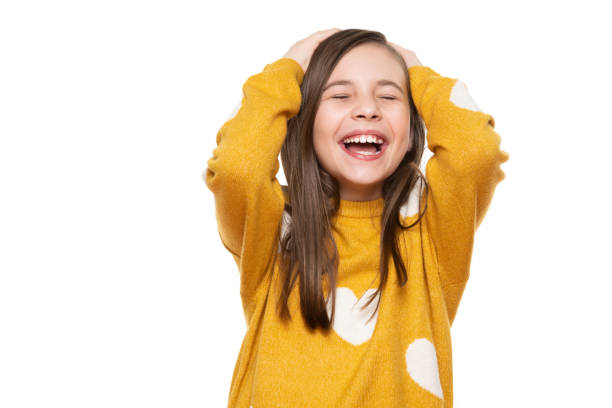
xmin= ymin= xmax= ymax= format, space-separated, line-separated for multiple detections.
xmin=351 ymin=97 xmax=381 ymax=119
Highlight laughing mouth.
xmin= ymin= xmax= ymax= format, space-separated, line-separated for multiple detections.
xmin=338 ymin=139 xmax=388 ymax=160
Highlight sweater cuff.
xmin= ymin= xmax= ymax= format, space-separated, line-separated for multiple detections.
xmin=407 ymin=65 xmax=441 ymax=81
xmin=266 ymin=57 xmax=305 ymax=85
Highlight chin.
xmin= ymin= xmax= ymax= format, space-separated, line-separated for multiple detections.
xmin=340 ymin=176 xmax=384 ymax=189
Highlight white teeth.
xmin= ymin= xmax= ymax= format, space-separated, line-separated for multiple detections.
xmin=342 ymin=135 xmax=384 ymax=144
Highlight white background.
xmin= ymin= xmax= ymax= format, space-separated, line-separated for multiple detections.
xmin=1 ymin=0 xmax=610 ymax=406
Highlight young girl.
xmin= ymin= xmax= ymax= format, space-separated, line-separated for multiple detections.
xmin=204 ymin=28 xmax=509 ymax=408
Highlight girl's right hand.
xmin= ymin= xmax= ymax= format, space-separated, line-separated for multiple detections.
xmin=388 ymin=41 xmax=423 ymax=69
xmin=282 ymin=28 xmax=342 ymax=73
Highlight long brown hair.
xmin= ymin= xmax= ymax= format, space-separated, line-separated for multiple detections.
xmin=277 ymin=28 xmax=429 ymax=330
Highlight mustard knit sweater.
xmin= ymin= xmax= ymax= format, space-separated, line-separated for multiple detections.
xmin=204 ymin=57 xmax=509 ymax=408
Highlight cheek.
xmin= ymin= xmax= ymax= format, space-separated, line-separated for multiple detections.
xmin=311 ymin=128 xmax=330 ymax=166
xmin=312 ymin=133 xmax=323 ymax=160
xmin=313 ymin=108 xmax=328 ymax=141
xmin=313 ymin=108 xmax=340 ymax=152
xmin=314 ymin=106 xmax=339 ymax=130
xmin=392 ymin=112 xmax=410 ymax=143
xmin=312 ymin=115 xmax=325 ymax=153
xmin=313 ymin=133 xmax=337 ymax=167
xmin=392 ymin=115 xmax=412 ymax=154
xmin=393 ymin=108 xmax=411 ymax=131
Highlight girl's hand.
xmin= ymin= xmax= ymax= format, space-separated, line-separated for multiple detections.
xmin=283 ymin=28 xmax=342 ymax=73
xmin=388 ymin=41 xmax=423 ymax=69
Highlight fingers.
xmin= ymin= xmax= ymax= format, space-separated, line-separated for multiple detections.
xmin=388 ymin=40 xmax=400 ymax=50
xmin=388 ymin=41 xmax=422 ymax=68
xmin=317 ymin=28 xmax=341 ymax=34
xmin=311 ymin=28 xmax=341 ymax=40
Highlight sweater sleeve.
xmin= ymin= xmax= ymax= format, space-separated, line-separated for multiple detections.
xmin=203 ymin=58 xmax=304 ymax=318
xmin=407 ymin=65 xmax=509 ymax=323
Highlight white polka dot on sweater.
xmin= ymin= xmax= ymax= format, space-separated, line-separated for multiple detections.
xmin=326 ymin=287 xmax=380 ymax=346
xmin=399 ymin=176 xmax=426 ymax=220
xmin=405 ymin=338 xmax=444 ymax=399
xmin=449 ymin=79 xmax=481 ymax=112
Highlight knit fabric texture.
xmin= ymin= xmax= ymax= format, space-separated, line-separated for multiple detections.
xmin=204 ymin=57 xmax=509 ymax=408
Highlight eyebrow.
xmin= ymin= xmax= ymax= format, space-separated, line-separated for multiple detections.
xmin=322 ymin=79 xmax=404 ymax=93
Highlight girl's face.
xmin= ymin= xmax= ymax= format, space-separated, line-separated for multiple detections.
xmin=313 ymin=43 xmax=412 ymax=201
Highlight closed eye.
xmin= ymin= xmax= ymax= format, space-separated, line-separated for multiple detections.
xmin=332 ymin=95 xmax=397 ymax=100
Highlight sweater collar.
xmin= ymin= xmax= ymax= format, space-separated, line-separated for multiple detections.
xmin=336 ymin=196 xmax=384 ymax=218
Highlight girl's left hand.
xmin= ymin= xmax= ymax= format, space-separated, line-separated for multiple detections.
xmin=388 ymin=41 xmax=423 ymax=69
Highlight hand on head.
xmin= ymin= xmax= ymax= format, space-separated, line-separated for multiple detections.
xmin=283 ymin=28 xmax=342 ymax=73
xmin=387 ymin=41 xmax=423 ymax=69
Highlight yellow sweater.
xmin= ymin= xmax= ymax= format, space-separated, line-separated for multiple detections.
xmin=204 ymin=57 xmax=509 ymax=408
